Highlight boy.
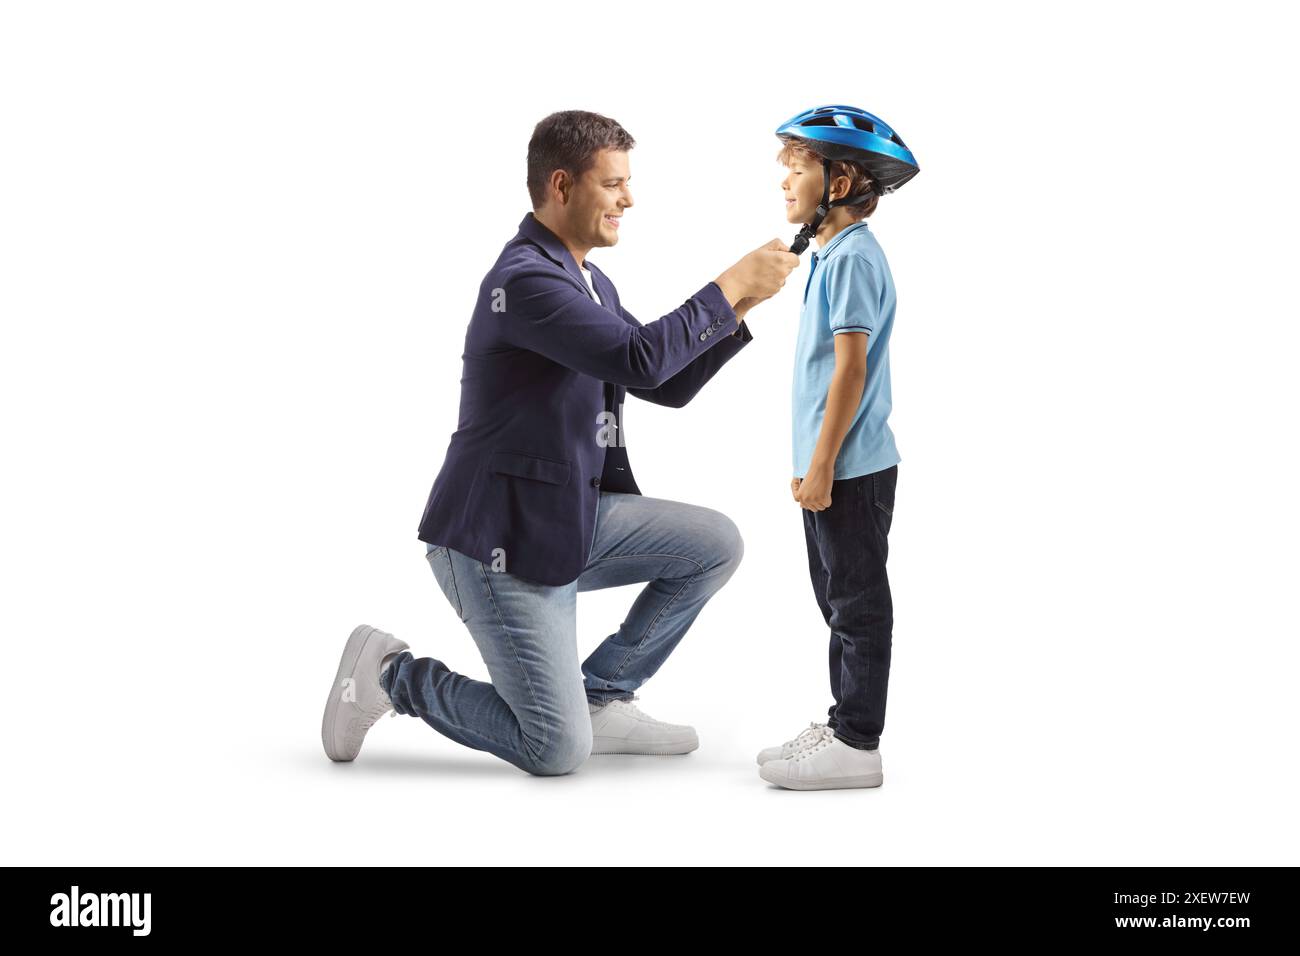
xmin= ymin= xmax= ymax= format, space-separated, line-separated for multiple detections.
xmin=755 ymin=105 xmax=920 ymax=791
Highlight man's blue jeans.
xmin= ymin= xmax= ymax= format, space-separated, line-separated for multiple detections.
xmin=380 ymin=491 xmax=744 ymax=776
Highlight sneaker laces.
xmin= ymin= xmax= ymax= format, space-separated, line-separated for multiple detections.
xmin=609 ymin=694 xmax=653 ymax=720
xmin=785 ymin=721 xmax=830 ymax=756
xmin=792 ymin=725 xmax=837 ymax=760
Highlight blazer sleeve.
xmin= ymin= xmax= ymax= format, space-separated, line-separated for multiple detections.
xmin=497 ymin=265 xmax=739 ymax=390
xmin=625 ymin=304 xmax=755 ymax=408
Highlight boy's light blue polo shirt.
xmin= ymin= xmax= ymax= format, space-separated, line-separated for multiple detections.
xmin=792 ymin=220 xmax=900 ymax=480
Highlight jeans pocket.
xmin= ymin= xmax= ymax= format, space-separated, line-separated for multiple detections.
xmin=871 ymin=467 xmax=896 ymax=519
xmin=426 ymin=545 xmax=467 ymax=621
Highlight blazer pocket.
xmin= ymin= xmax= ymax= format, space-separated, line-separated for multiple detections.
xmin=488 ymin=450 xmax=572 ymax=487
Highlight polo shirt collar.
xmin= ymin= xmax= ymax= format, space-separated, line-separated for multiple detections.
xmin=815 ymin=221 xmax=869 ymax=259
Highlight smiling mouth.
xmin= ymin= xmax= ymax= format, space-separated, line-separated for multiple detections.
xmin=604 ymin=214 xmax=621 ymax=228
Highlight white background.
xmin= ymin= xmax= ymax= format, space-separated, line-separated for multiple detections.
xmin=3 ymin=1 xmax=1297 ymax=865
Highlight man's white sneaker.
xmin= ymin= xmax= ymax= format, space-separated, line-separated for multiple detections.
xmin=758 ymin=726 xmax=883 ymax=791
xmin=756 ymin=721 xmax=830 ymax=765
xmin=588 ymin=695 xmax=699 ymax=755
xmin=321 ymin=624 xmax=409 ymax=762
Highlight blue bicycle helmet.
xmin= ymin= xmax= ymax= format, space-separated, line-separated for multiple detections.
xmin=776 ymin=104 xmax=919 ymax=254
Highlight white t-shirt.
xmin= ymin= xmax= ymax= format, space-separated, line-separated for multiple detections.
xmin=580 ymin=261 xmax=603 ymax=304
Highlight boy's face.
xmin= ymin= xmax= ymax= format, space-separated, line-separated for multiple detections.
xmin=781 ymin=153 xmax=826 ymax=225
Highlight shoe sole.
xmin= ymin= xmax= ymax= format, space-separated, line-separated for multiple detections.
xmin=758 ymin=764 xmax=883 ymax=790
xmin=591 ymin=736 xmax=699 ymax=756
xmin=321 ymin=624 xmax=387 ymax=762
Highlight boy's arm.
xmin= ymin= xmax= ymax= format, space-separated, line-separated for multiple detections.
xmin=813 ymin=333 xmax=870 ymax=465
xmin=796 ymin=252 xmax=881 ymax=510
xmin=796 ymin=333 xmax=868 ymax=509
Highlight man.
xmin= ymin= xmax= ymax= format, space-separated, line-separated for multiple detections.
xmin=322 ymin=109 xmax=798 ymax=776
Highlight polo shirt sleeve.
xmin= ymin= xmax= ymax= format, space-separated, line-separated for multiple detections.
xmin=823 ymin=252 xmax=880 ymax=336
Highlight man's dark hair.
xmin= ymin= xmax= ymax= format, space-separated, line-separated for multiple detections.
xmin=527 ymin=110 xmax=636 ymax=209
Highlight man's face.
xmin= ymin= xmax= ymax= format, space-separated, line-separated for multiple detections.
xmin=561 ymin=148 xmax=634 ymax=250
xmin=781 ymin=153 xmax=830 ymax=225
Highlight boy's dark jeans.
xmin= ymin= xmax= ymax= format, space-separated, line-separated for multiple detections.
xmin=801 ymin=464 xmax=897 ymax=751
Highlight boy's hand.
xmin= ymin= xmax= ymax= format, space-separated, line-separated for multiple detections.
xmin=795 ymin=462 xmax=833 ymax=511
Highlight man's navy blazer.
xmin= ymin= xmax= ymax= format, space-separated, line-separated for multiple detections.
xmin=417 ymin=211 xmax=755 ymax=585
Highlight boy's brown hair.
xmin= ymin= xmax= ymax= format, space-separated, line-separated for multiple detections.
xmin=777 ymin=135 xmax=879 ymax=220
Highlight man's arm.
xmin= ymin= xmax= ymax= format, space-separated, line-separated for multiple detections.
xmin=496 ymin=241 xmax=793 ymax=390
xmin=625 ymin=303 xmax=755 ymax=408
xmin=499 ymin=265 xmax=739 ymax=389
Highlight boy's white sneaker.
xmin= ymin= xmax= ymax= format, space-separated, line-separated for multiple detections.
xmin=756 ymin=720 xmax=830 ymax=765
xmin=321 ymin=624 xmax=409 ymax=762
xmin=588 ymin=696 xmax=699 ymax=755
xmin=758 ymin=726 xmax=884 ymax=791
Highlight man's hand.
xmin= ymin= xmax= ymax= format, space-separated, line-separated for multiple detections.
xmin=795 ymin=461 xmax=833 ymax=511
xmin=715 ymin=239 xmax=800 ymax=305
xmin=790 ymin=476 xmax=802 ymax=502
xmin=735 ymin=292 xmax=775 ymax=320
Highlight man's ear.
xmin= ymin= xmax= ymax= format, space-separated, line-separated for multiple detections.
xmin=549 ymin=168 xmax=573 ymax=206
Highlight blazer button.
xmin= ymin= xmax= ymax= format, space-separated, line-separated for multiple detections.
xmin=699 ymin=332 xmax=707 ymax=341
xmin=590 ymin=477 xmax=601 ymax=487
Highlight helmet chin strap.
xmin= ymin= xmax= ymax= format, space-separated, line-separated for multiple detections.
xmin=788 ymin=157 xmax=875 ymax=255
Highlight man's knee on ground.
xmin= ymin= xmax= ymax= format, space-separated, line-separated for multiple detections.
xmin=522 ymin=719 xmax=593 ymax=777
